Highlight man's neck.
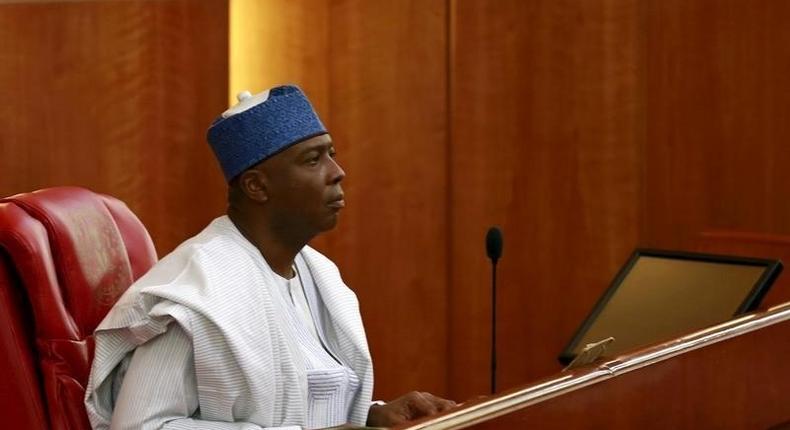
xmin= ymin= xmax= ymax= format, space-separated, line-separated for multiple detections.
xmin=227 ymin=210 xmax=309 ymax=279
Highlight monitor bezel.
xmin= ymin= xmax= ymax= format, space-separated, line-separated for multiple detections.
xmin=558 ymin=248 xmax=783 ymax=365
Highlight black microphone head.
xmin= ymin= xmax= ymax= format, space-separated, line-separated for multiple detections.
xmin=486 ymin=226 xmax=503 ymax=263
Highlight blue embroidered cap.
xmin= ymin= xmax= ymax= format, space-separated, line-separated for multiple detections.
xmin=207 ymin=85 xmax=328 ymax=182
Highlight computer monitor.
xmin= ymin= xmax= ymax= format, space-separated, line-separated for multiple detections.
xmin=558 ymin=249 xmax=783 ymax=365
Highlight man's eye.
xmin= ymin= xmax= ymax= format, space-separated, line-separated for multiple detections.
xmin=329 ymin=150 xmax=337 ymax=158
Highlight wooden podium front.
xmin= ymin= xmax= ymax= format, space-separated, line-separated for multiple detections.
xmin=396 ymin=302 xmax=790 ymax=429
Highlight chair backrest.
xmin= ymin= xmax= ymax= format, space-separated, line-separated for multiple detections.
xmin=693 ymin=230 xmax=790 ymax=308
xmin=0 ymin=187 xmax=157 ymax=430
xmin=0 ymin=249 xmax=48 ymax=428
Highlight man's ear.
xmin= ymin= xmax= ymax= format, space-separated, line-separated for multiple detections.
xmin=238 ymin=168 xmax=269 ymax=203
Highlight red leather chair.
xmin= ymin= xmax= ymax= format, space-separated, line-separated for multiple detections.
xmin=0 ymin=187 xmax=157 ymax=429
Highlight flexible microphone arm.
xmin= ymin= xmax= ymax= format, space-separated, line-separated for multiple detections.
xmin=486 ymin=227 xmax=503 ymax=394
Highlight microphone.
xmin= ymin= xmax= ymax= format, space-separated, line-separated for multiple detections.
xmin=486 ymin=227 xmax=503 ymax=394
xmin=486 ymin=227 xmax=503 ymax=264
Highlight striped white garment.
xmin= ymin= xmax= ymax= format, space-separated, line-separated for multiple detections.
xmin=84 ymin=216 xmax=374 ymax=429
xmin=273 ymin=267 xmax=321 ymax=344
xmin=274 ymin=263 xmax=361 ymax=429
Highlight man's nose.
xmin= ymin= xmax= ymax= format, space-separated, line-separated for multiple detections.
xmin=330 ymin=157 xmax=345 ymax=184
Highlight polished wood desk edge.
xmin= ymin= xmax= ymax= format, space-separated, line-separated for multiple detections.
xmin=397 ymin=301 xmax=790 ymax=430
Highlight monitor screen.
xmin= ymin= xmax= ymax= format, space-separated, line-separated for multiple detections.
xmin=559 ymin=249 xmax=782 ymax=365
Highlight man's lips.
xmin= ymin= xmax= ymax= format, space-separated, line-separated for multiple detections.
xmin=328 ymin=196 xmax=345 ymax=209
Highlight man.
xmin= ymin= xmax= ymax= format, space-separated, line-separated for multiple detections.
xmin=84 ymin=85 xmax=454 ymax=429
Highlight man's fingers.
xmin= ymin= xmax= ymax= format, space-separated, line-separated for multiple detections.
xmin=421 ymin=391 xmax=456 ymax=412
xmin=404 ymin=391 xmax=437 ymax=420
xmin=388 ymin=390 xmax=458 ymax=422
xmin=407 ymin=392 xmax=438 ymax=418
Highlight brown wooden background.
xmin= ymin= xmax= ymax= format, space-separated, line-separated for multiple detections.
xmin=3 ymin=0 xmax=790 ymax=407
xmin=0 ymin=0 xmax=229 ymax=256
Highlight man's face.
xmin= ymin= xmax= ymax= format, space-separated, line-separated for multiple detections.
xmin=260 ymin=133 xmax=346 ymax=235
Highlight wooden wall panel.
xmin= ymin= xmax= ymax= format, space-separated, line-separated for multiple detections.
xmin=450 ymin=0 xmax=644 ymax=400
xmin=326 ymin=0 xmax=449 ymax=400
xmin=0 ymin=0 xmax=228 ymax=255
xmin=5 ymin=0 xmax=790 ymax=416
xmin=643 ymin=0 xmax=790 ymax=249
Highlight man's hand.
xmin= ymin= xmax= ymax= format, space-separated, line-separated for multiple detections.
xmin=366 ymin=391 xmax=457 ymax=427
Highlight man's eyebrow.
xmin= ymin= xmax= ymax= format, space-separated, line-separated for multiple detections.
xmin=297 ymin=142 xmax=334 ymax=157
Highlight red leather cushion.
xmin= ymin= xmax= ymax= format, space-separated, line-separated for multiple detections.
xmin=0 ymin=187 xmax=157 ymax=430
xmin=0 ymin=250 xmax=49 ymax=429
xmin=7 ymin=188 xmax=136 ymax=335
xmin=100 ymin=194 xmax=156 ymax=284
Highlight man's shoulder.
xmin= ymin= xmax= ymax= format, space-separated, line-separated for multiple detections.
xmin=301 ymin=245 xmax=340 ymax=271
xmin=134 ymin=217 xmax=254 ymax=286
xmin=164 ymin=216 xmax=248 ymax=260
xmin=301 ymin=244 xmax=331 ymax=262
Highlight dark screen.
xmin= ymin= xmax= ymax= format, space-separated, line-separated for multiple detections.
xmin=564 ymin=252 xmax=779 ymax=361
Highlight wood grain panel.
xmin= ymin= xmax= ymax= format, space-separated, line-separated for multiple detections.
xmin=472 ymin=316 xmax=790 ymax=429
xmin=0 ymin=0 xmax=228 ymax=255
xmin=643 ymin=0 xmax=790 ymax=249
xmin=325 ymin=0 xmax=449 ymax=400
xmin=450 ymin=0 xmax=644 ymax=400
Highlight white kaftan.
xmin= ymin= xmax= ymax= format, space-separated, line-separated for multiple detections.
xmin=84 ymin=216 xmax=374 ymax=429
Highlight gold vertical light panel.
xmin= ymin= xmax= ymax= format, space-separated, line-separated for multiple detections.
xmin=228 ymin=0 xmax=329 ymax=115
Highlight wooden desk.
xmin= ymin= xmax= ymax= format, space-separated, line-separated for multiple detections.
xmin=397 ymin=302 xmax=790 ymax=429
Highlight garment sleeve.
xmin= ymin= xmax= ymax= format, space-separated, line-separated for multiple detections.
xmin=110 ymin=323 xmax=300 ymax=430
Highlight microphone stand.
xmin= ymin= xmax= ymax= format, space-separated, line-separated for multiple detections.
xmin=486 ymin=226 xmax=502 ymax=395
xmin=491 ymin=258 xmax=497 ymax=394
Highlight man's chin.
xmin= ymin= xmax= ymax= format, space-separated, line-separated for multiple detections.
xmin=318 ymin=214 xmax=339 ymax=232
